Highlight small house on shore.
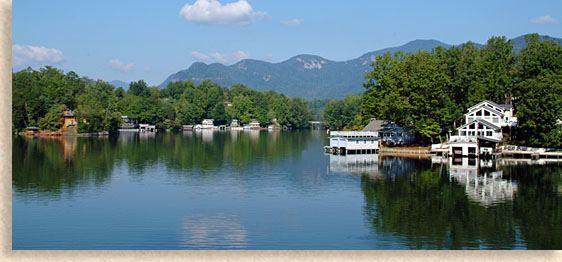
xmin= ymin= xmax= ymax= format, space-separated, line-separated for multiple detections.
xmin=62 ymin=110 xmax=77 ymax=128
xmin=362 ymin=118 xmax=415 ymax=145
xmin=119 ymin=116 xmax=138 ymax=132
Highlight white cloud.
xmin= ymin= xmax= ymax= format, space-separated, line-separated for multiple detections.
xmin=281 ymin=18 xmax=304 ymax=27
xmin=12 ymin=44 xmax=64 ymax=67
xmin=109 ymin=59 xmax=135 ymax=72
xmin=192 ymin=50 xmax=251 ymax=64
xmin=179 ymin=0 xmax=267 ymax=25
xmin=529 ymin=15 xmax=558 ymax=24
xmin=191 ymin=51 xmax=213 ymax=62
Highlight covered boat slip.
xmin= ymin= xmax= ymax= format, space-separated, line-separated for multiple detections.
xmin=448 ymin=135 xmax=502 ymax=158
xmin=327 ymin=131 xmax=379 ymax=155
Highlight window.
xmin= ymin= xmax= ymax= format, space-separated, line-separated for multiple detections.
xmin=486 ymin=131 xmax=493 ymax=137
xmin=476 ymin=110 xmax=482 ymax=116
xmin=484 ymin=110 xmax=490 ymax=116
xmin=469 ymin=123 xmax=475 ymax=129
xmin=356 ymin=140 xmax=359 ymax=144
xmin=461 ymin=131 xmax=466 ymax=136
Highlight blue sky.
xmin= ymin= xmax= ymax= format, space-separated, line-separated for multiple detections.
xmin=12 ymin=0 xmax=562 ymax=86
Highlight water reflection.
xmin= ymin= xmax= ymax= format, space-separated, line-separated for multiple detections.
xmin=12 ymin=131 xmax=562 ymax=249
xmin=179 ymin=214 xmax=248 ymax=249
xmin=12 ymin=131 xmax=313 ymax=196
xmin=448 ymin=157 xmax=518 ymax=206
xmin=359 ymin=155 xmax=562 ymax=249
xmin=12 ymin=135 xmax=116 ymax=197
xmin=329 ymin=154 xmax=380 ymax=178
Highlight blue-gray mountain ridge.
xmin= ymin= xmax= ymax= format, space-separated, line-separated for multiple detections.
xmin=154 ymin=34 xmax=561 ymax=99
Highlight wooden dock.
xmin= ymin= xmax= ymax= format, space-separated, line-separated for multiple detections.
xmin=501 ymin=150 xmax=562 ymax=160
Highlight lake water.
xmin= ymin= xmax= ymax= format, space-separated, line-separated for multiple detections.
xmin=12 ymin=130 xmax=562 ymax=250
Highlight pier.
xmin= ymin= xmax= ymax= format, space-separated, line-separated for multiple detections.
xmin=501 ymin=150 xmax=562 ymax=160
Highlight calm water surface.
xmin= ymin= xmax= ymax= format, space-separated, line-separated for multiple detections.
xmin=12 ymin=130 xmax=562 ymax=249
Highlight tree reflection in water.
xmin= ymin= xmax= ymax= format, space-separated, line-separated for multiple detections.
xmin=12 ymin=130 xmax=312 ymax=196
xmin=360 ymin=156 xmax=562 ymax=249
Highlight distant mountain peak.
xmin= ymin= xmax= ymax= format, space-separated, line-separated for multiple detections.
xmin=159 ymin=34 xmax=561 ymax=99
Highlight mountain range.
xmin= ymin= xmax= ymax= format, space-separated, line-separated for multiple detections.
xmin=115 ymin=34 xmax=561 ymax=99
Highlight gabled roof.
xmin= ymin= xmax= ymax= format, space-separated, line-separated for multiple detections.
xmin=362 ymin=118 xmax=392 ymax=132
xmin=467 ymin=100 xmax=512 ymax=113
xmin=458 ymin=119 xmax=501 ymax=130
xmin=466 ymin=104 xmax=505 ymax=118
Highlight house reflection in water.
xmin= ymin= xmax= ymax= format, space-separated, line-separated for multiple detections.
xmin=329 ymin=154 xmax=380 ymax=177
xmin=447 ymin=157 xmax=518 ymax=206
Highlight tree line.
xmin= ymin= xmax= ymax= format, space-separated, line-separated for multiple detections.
xmin=322 ymin=34 xmax=562 ymax=148
xmin=12 ymin=67 xmax=313 ymax=133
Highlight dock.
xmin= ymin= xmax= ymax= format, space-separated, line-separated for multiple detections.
xmin=501 ymin=150 xmax=562 ymax=160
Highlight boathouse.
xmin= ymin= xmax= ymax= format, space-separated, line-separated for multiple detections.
xmin=25 ymin=127 xmax=41 ymax=136
xmin=328 ymin=131 xmax=379 ymax=155
xmin=362 ymin=118 xmax=414 ymax=145
xmin=249 ymin=119 xmax=260 ymax=129
xmin=139 ymin=124 xmax=156 ymax=132
xmin=202 ymin=119 xmax=214 ymax=129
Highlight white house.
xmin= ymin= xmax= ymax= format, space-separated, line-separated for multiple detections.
xmin=362 ymin=118 xmax=415 ymax=144
xmin=450 ymin=100 xmax=516 ymax=157
xmin=457 ymin=119 xmax=502 ymax=141
xmin=465 ymin=100 xmax=517 ymax=128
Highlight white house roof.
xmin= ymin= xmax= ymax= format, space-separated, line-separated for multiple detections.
xmin=467 ymin=104 xmax=505 ymax=117
xmin=467 ymin=100 xmax=511 ymax=113
xmin=458 ymin=119 xmax=501 ymax=130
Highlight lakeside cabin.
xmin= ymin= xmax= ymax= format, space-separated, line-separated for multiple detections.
xmin=62 ymin=110 xmax=77 ymax=128
xmin=362 ymin=118 xmax=415 ymax=145
xmin=119 ymin=116 xmax=138 ymax=132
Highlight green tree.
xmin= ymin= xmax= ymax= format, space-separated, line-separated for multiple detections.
xmin=38 ymin=104 xmax=67 ymax=131
xmin=76 ymin=80 xmax=120 ymax=133
xmin=514 ymin=34 xmax=562 ymax=147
